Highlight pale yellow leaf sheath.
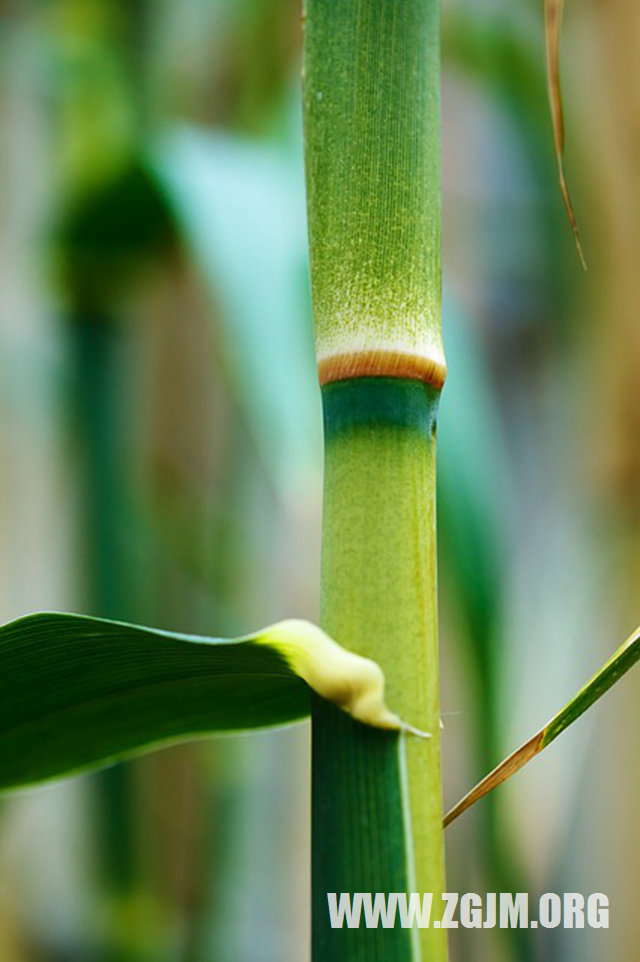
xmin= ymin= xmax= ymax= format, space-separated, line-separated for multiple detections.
xmin=262 ymin=619 xmax=430 ymax=736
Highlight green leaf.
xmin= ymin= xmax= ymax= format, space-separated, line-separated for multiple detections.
xmin=0 ymin=612 xmax=423 ymax=794
xmin=444 ymin=623 xmax=640 ymax=826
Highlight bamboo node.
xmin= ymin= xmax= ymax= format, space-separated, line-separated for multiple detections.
xmin=318 ymin=350 xmax=447 ymax=389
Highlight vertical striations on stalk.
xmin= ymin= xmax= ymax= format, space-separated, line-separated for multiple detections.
xmin=303 ymin=2 xmax=447 ymax=960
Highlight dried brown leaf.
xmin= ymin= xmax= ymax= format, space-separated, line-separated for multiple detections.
xmin=545 ymin=0 xmax=587 ymax=269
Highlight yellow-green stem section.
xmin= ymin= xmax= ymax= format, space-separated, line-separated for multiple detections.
xmin=303 ymin=0 xmax=443 ymax=376
xmin=313 ymin=380 xmax=446 ymax=961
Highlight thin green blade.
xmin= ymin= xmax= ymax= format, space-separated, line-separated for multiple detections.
xmin=444 ymin=624 xmax=640 ymax=826
xmin=0 ymin=612 xmax=418 ymax=793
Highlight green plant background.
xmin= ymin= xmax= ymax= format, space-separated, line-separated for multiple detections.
xmin=0 ymin=1 xmax=638 ymax=960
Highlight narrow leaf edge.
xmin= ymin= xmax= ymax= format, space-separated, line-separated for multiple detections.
xmin=444 ymin=623 xmax=640 ymax=826
xmin=545 ymin=0 xmax=587 ymax=269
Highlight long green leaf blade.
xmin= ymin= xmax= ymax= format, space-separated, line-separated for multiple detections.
xmin=444 ymin=624 xmax=640 ymax=826
xmin=0 ymin=613 xmax=418 ymax=793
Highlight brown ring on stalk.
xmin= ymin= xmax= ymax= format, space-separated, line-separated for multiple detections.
xmin=318 ymin=350 xmax=447 ymax=389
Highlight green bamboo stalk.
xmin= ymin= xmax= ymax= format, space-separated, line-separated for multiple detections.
xmin=303 ymin=3 xmax=446 ymax=959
